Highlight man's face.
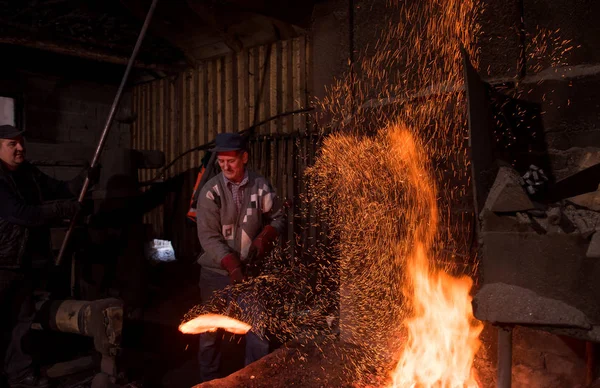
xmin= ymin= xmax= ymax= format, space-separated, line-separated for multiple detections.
xmin=0 ymin=135 xmax=26 ymax=170
xmin=217 ymin=151 xmax=248 ymax=183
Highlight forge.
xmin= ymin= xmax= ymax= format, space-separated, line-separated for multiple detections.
xmin=2 ymin=0 xmax=600 ymax=387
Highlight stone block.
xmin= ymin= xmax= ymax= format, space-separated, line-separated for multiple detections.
xmin=473 ymin=282 xmax=591 ymax=328
xmin=482 ymin=166 xmax=534 ymax=212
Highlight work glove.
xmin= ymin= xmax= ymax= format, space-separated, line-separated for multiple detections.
xmin=47 ymin=199 xmax=81 ymax=220
xmin=68 ymin=163 xmax=102 ymax=195
xmin=247 ymin=225 xmax=279 ymax=264
xmin=220 ymin=252 xmax=246 ymax=284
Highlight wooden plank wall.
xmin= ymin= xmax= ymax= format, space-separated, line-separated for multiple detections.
xmin=130 ymin=37 xmax=315 ymax=261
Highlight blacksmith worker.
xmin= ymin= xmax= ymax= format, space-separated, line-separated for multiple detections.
xmin=0 ymin=125 xmax=97 ymax=388
xmin=196 ymin=132 xmax=285 ymax=382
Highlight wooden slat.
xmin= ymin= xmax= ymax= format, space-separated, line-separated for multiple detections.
xmin=163 ymin=78 xmax=170 ymax=177
xmin=292 ymin=38 xmax=302 ymax=131
xmin=131 ymin=87 xmax=138 ymax=149
xmin=175 ymin=75 xmax=183 ymax=174
xmin=186 ymin=71 xmax=191 ymax=172
xmin=168 ymin=77 xmax=176 ymax=175
xmin=281 ymin=40 xmax=293 ymax=133
xmin=270 ymin=42 xmax=278 ymax=134
xmin=187 ymin=69 xmax=195 ymax=170
xmin=216 ymin=57 xmax=223 ymax=134
xmin=259 ymin=45 xmax=268 ymax=132
xmin=199 ymin=63 xmax=207 ymax=148
xmin=237 ymin=50 xmax=248 ymax=132
xmin=158 ymin=79 xmax=166 ymax=235
xmin=304 ymin=36 xmax=313 ymax=117
xmin=298 ymin=36 xmax=307 ymax=132
xmin=249 ymin=47 xmax=258 ymax=126
xmin=192 ymin=68 xmax=200 ymax=166
xmin=208 ymin=61 xmax=216 ymax=141
xmin=286 ymin=137 xmax=295 ymax=258
xmin=225 ymin=54 xmax=234 ymax=133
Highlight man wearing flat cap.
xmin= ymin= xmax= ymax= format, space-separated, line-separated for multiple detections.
xmin=0 ymin=125 xmax=96 ymax=388
xmin=196 ymin=132 xmax=285 ymax=382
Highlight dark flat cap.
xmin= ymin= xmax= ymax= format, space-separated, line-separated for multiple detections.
xmin=210 ymin=132 xmax=247 ymax=152
xmin=0 ymin=125 xmax=25 ymax=139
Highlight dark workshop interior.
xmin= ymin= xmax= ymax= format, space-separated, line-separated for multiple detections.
xmin=0 ymin=0 xmax=599 ymax=387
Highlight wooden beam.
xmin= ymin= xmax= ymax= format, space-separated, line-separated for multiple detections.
xmin=118 ymin=0 xmax=199 ymax=67
xmin=186 ymin=0 xmax=244 ymax=53
xmin=0 ymin=36 xmax=183 ymax=72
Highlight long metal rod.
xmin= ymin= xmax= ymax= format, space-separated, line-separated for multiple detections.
xmin=497 ymin=325 xmax=513 ymax=388
xmin=55 ymin=0 xmax=160 ymax=266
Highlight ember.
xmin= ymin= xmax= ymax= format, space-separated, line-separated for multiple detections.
xmin=179 ymin=314 xmax=252 ymax=335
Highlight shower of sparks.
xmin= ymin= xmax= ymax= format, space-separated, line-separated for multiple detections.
xmin=308 ymin=0 xmax=484 ymax=381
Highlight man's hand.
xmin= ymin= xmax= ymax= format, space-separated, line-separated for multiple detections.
xmin=54 ymin=199 xmax=81 ymax=219
xmin=248 ymin=225 xmax=279 ymax=263
xmin=87 ymin=163 xmax=102 ymax=186
xmin=220 ymin=252 xmax=246 ymax=284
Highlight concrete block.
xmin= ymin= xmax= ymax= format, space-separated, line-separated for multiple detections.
xmin=479 ymin=231 xmax=600 ymax=323
xmin=473 ymin=282 xmax=591 ymax=328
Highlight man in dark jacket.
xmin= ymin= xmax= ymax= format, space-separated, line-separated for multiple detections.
xmin=0 ymin=125 xmax=89 ymax=388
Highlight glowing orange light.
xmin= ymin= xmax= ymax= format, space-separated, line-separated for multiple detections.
xmin=386 ymin=126 xmax=483 ymax=388
xmin=179 ymin=314 xmax=252 ymax=335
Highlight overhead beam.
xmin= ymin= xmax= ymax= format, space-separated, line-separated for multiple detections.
xmin=219 ymin=0 xmax=316 ymax=28
xmin=186 ymin=0 xmax=244 ymax=53
xmin=117 ymin=0 xmax=199 ymax=67
xmin=0 ymin=36 xmax=183 ymax=72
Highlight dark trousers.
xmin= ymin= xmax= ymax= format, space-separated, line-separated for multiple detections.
xmin=0 ymin=270 xmax=35 ymax=381
xmin=198 ymin=269 xmax=269 ymax=382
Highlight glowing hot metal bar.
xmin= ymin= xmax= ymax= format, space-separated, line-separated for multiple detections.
xmin=179 ymin=314 xmax=251 ymax=335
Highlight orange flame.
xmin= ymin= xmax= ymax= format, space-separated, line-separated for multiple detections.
xmin=179 ymin=314 xmax=252 ymax=335
xmin=387 ymin=126 xmax=483 ymax=388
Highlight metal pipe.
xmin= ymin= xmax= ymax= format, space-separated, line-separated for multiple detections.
xmin=586 ymin=341 xmax=595 ymax=387
xmin=55 ymin=0 xmax=160 ymax=267
xmin=497 ymin=325 xmax=513 ymax=388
